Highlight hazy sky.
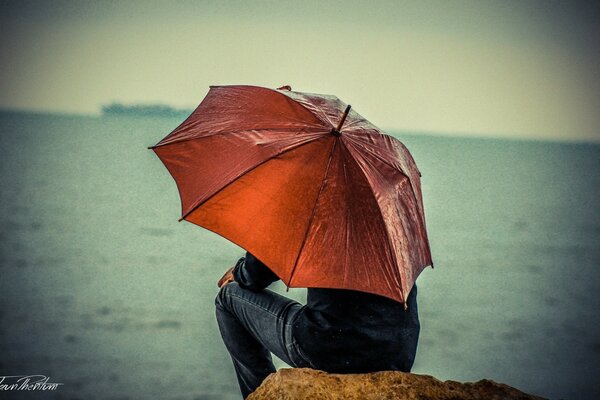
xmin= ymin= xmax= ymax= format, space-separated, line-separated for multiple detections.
xmin=1 ymin=0 xmax=599 ymax=141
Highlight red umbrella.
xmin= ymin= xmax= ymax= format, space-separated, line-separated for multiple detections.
xmin=150 ymin=85 xmax=432 ymax=304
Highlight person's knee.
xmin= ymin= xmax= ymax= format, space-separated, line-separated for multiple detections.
xmin=215 ymin=281 xmax=238 ymax=309
xmin=215 ymin=284 xmax=228 ymax=309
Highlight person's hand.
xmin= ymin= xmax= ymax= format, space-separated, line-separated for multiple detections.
xmin=217 ymin=266 xmax=235 ymax=288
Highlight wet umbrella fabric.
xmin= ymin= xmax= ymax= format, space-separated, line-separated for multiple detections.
xmin=150 ymin=85 xmax=432 ymax=304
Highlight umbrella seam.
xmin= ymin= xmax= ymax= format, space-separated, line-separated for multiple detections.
xmin=179 ymin=135 xmax=330 ymax=222
xmin=342 ymin=160 xmax=350 ymax=287
xmin=344 ymin=134 xmax=431 ymax=268
xmin=275 ymin=89 xmax=339 ymax=128
xmin=339 ymin=138 xmax=406 ymax=303
xmin=271 ymin=87 xmax=338 ymax=128
xmin=220 ymin=84 xmax=337 ymax=129
xmin=151 ymin=85 xmax=330 ymax=148
xmin=345 ymin=134 xmax=427 ymax=233
xmin=148 ymin=94 xmax=210 ymax=149
xmin=344 ymin=134 xmax=410 ymax=175
xmin=286 ymin=138 xmax=338 ymax=288
xmin=150 ymin=127 xmax=327 ymax=149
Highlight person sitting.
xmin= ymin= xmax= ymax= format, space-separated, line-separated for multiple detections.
xmin=215 ymin=252 xmax=420 ymax=399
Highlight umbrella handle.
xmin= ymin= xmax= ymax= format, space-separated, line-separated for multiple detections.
xmin=332 ymin=105 xmax=351 ymax=136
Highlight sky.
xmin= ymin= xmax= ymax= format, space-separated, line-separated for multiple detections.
xmin=0 ymin=0 xmax=599 ymax=141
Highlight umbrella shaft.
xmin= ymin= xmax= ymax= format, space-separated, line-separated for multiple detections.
xmin=333 ymin=105 xmax=352 ymax=135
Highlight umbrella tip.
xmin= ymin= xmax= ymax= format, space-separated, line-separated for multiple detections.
xmin=332 ymin=104 xmax=352 ymax=136
xmin=277 ymin=85 xmax=292 ymax=91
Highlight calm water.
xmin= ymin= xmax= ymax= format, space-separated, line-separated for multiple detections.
xmin=0 ymin=111 xmax=598 ymax=399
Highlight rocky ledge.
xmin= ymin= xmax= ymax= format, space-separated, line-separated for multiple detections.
xmin=247 ymin=368 xmax=546 ymax=400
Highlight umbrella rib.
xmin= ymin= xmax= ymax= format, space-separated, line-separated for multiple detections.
xmin=287 ymin=138 xmax=338 ymax=288
xmin=359 ymin=137 xmax=432 ymax=267
xmin=274 ymin=90 xmax=336 ymax=128
xmin=178 ymin=134 xmax=328 ymax=222
xmin=345 ymin=136 xmax=433 ymax=285
xmin=339 ymin=139 xmax=406 ymax=303
xmin=345 ymin=134 xmax=427 ymax=227
xmin=150 ymin=126 xmax=326 ymax=149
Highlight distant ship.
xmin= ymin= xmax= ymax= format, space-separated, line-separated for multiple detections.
xmin=101 ymin=103 xmax=192 ymax=118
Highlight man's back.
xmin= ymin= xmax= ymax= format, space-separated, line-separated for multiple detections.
xmin=293 ymin=286 xmax=419 ymax=373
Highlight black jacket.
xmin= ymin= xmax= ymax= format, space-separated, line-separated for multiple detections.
xmin=233 ymin=252 xmax=420 ymax=373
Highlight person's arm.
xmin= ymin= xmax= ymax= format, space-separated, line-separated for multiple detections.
xmin=232 ymin=252 xmax=279 ymax=291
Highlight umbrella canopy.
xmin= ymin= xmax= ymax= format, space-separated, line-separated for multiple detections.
xmin=150 ymin=85 xmax=432 ymax=304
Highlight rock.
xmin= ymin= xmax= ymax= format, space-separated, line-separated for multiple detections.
xmin=247 ymin=368 xmax=546 ymax=400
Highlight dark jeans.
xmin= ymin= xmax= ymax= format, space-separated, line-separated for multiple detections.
xmin=215 ymin=282 xmax=313 ymax=399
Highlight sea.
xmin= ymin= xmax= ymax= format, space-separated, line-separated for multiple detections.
xmin=0 ymin=110 xmax=598 ymax=400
